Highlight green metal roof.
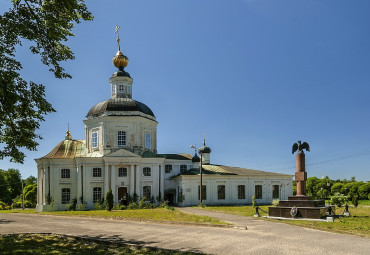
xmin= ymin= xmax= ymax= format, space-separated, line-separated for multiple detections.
xmin=178 ymin=164 xmax=293 ymax=177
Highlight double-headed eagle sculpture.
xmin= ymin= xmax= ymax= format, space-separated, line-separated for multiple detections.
xmin=292 ymin=140 xmax=310 ymax=154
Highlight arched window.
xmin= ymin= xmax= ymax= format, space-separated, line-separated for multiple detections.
xmin=92 ymin=132 xmax=98 ymax=148
xmin=118 ymin=131 xmax=126 ymax=146
xmin=143 ymin=167 xmax=151 ymax=177
xmin=93 ymin=187 xmax=102 ymax=203
xmin=145 ymin=133 xmax=151 ymax=149
xmin=61 ymin=188 xmax=70 ymax=204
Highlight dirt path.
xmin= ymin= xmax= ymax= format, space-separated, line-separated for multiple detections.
xmin=0 ymin=212 xmax=369 ymax=255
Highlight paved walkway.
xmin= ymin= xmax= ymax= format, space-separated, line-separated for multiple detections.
xmin=0 ymin=210 xmax=369 ymax=255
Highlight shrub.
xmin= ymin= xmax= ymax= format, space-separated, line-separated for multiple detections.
xmin=272 ymin=199 xmax=279 ymax=206
xmin=94 ymin=202 xmax=104 ymax=210
xmin=119 ymin=205 xmax=126 ymax=210
xmin=162 ymin=200 xmax=174 ymax=211
xmin=252 ymin=195 xmax=257 ymax=207
xmin=66 ymin=198 xmax=77 ymax=211
xmin=127 ymin=202 xmax=138 ymax=210
xmin=112 ymin=203 xmax=120 ymax=210
xmin=105 ymin=189 xmax=114 ymax=211
xmin=0 ymin=201 xmax=6 ymax=210
xmin=77 ymin=203 xmax=88 ymax=211
xmin=138 ymin=197 xmax=148 ymax=209
xmin=330 ymin=193 xmax=348 ymax=207
xmin=128 ymin=193 xmax=139 ymax=204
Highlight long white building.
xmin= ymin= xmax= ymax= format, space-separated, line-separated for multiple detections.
xmin=35 ymin=41 xmax=293 ymax=211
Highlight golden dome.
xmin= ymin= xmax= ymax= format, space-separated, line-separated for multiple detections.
xmin=112 ymin=50 xmax=129 ymax=68
xmin=65 ymin=130 xmax=72 ymax=140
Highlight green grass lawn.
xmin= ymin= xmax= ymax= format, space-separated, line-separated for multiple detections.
xmin=0 ymin=233 xmax=199 ymax=254
xmin=0 ymin=208 xmax=228 ymax=225
xmin=201 ymin=204 xmax=370 ymax=237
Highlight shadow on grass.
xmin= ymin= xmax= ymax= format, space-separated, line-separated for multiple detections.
xmin=0 ymin=233 xmax=203 ymax=254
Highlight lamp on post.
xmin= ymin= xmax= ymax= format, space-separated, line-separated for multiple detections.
xmin=190 ymin=145 xmax=203 ymax=205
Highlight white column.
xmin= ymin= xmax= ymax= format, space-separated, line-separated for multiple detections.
xmin=37 ymin=167 xmax=42 ymax=206
xmin=136 ymin=165 xmax=141 ymax=198
xmin=160 ymin=165 xmax=165 ymax=201
xmin=111 ymin=165 xmax=116 ymax=202
xmin=77 ymin=164 xmax=82 ymax=204
xmin=104 ymin=164 xmax=109 ymax=195
xmin=42 ymin=167 xmax=47 ymax=205
xmin=130 ymin=164 xmax=135 ymax=194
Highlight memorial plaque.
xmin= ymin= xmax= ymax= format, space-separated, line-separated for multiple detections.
xmin=295 ymin=172 xmax=307 ymax=181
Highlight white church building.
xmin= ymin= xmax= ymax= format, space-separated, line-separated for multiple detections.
xmin=35 ymin=38 xmax=293 ymax=211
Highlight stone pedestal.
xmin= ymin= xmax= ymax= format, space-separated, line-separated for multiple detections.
xmin=269 ymin=196 xmax=335 ymax=219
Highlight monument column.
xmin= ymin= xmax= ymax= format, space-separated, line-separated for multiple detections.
xmin=295 ymin=151 xmax=307 ymax=196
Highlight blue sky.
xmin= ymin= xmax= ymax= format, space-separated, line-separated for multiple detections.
xmin=1 ymin=0 xmax=370 ymax=181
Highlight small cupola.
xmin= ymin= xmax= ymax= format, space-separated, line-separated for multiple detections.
xmin=192 ymin=151 xmax=200 ymax=168
xmin=65 ymin=127 xmax=72 ymax=140
xmin=110 ymin=25 xmax=133 ymax=99
xmin=199 ymin=139 xmax=211 ymax=164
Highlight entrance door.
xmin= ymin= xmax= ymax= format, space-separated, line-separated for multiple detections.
xmin=118 ymin=187 xmax=128 ymax=205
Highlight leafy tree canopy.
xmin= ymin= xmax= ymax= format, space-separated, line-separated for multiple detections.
xmin=24 ymin=175 xmax=37 ymax=186
xmin=24 ymin=183 xmax=37 ymax=205
xmin=0 ymin=0 xmax=93 ymax=163
xmin=2 ymin=168 xmax=22 ymax=198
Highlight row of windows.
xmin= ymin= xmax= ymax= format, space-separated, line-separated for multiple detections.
xmin=197 ymin=185 xmax=279 ymax=200
xmin=91 ymin=131 xmax=151 ymax=149
xmin=165 ymin=164 xmax=188 ymax=173
xmin=61 ymin=186 xmax=152 ymax=204
xmin=61 ymin=167 xmax=149 ymax=178
xmin=61 ymin=185 xmax=280 ymax=204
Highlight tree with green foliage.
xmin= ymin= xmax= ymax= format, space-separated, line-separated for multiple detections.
xmin=317 ymin=188 xmax=329 ymax=199
xmin=24 ymin=175 xmax=37 ymax=187
xmin=352 ymin=195 xmax=359 ymax=207
xmin=358 ymin=183 xmax=370 ymax=200
xmin=24 ymin=183 xmax=37 ymax=206
xmin=105 ymin=189 xmax=113 ymax=211
xmin=331 ymin=182 xmax=343 ymax=194
xmin=1 ymin=169 xmax=22 ymax=199
xmin=0 ymin=172 xmax=11 ymax=203
xmin=0 ymin=0 xmax=93 ymax=163
xmin=306 ymin=177 xmax=319 ymax=197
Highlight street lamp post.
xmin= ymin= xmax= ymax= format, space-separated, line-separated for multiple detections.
xmin=190 ymin=145 xmax=203 ymax=205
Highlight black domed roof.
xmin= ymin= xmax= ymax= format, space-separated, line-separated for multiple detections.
xmin=87 ymin=98 xmax=155 ymax=118
xmin=199 ymin=145 xmax=211 ymax=154
xmin=192 ymin=154 xmax=200 ymax=163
